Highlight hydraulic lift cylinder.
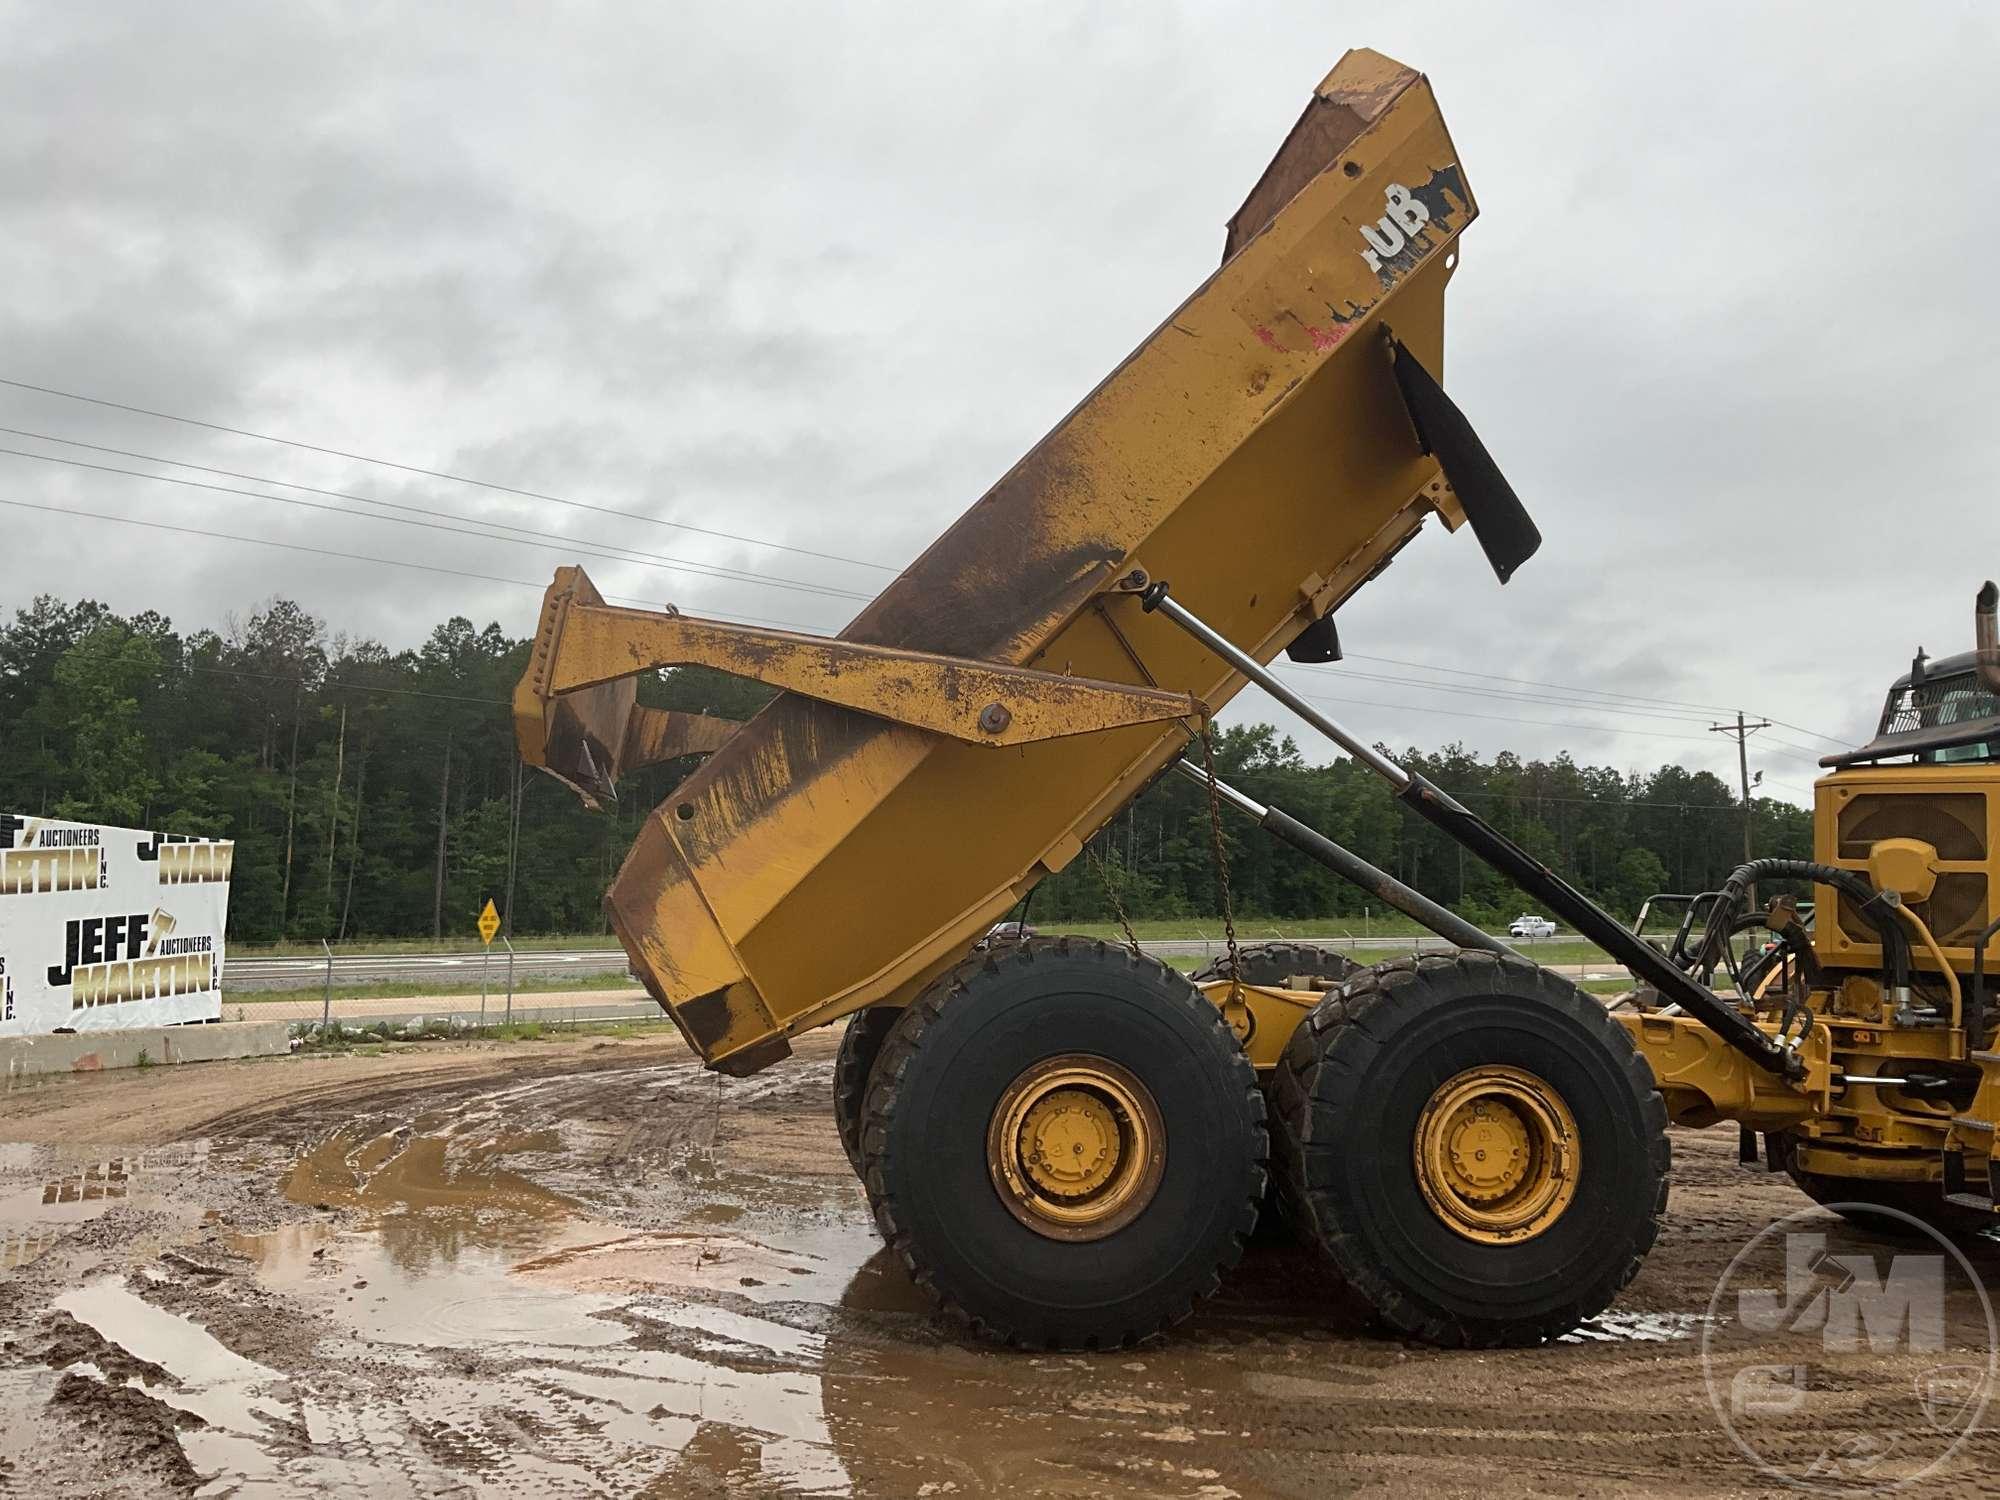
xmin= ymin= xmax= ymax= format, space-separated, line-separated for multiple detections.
xmin=1173 ymin=760 xmax=1507 ymax=956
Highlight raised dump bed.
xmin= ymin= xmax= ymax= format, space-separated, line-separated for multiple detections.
xmin=518 ymin=48 xmax=1523 ymax=1076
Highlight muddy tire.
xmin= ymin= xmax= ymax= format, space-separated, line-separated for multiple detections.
xmin=833 ymin=1007 xmax=900 ymax=1176
xmin=1269 ymin=951 xmax=1669 ymax=1347
xmin=1187 ymin=943 xmax=1352 ymax=1248
xmin=1191 ymin=940 xmax=1357 ymax=989
xmin=860 ymin=935 xmax=1264 ymax=1348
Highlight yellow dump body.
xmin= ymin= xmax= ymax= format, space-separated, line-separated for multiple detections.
xmin=581 ymin=50 xmax=1485 ymax=1072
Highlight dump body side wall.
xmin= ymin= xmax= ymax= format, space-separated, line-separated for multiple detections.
xmin=605 ymin=57 xmax=1482 ymax=1069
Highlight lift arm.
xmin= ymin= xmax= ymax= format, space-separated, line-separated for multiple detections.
xmin=518 ymin=567 xmax=1204 ymax=803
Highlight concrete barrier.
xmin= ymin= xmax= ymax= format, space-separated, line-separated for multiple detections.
xmin=0 ymin=1020 xmax=293 ymax=1078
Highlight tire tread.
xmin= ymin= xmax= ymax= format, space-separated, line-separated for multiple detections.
xmin=860 ymin=934 xmax=1266 ymax=1349
xmin=1268 ymin=949 xmax=1669 ymax=1347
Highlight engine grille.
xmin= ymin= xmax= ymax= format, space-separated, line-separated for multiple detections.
xmin=1830 ymin=789 xmax=1991 ymax=948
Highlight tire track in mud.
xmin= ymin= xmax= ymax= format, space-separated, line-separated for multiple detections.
xmin=10 ymin=1034 xmax=2000 ymax=1497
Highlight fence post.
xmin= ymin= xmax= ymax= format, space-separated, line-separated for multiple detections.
xmin=321 ymin=940 xmax=333 ymax=1031
xmin=503 ymin=937 xmax=515 ymax=1025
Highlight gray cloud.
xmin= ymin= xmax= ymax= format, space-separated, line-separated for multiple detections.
xmin=3 ymin=0 xmax=1996 ymax=803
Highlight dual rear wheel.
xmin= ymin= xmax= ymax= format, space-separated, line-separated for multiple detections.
xmin=1268 ymin=950 xmax=1669 ymax=1346
xmin=833 ymin=940 xmax=1668 ymax=1349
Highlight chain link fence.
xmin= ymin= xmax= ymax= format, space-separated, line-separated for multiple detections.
xmin=218 ymin=939 xmax=663 ymax=1039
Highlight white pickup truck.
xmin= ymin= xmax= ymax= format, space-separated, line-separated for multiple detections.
xmin=1507 ymin=914 xmax=1558 ymax=938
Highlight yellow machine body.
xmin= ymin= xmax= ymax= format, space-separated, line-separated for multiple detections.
xmin=1214 ymin=757 xmax=2000 ymax=1218
xmin=520 ymin=50 xmax=1486 ymax=1072
xmin=1581 ymin=759 xmax=2000 ymax=1212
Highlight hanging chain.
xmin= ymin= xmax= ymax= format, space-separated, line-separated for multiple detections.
xmin=1197 ymin=717 xmax=1241 ymax=984
xmin=1086 ymin=839 xmax=1142 ymax=957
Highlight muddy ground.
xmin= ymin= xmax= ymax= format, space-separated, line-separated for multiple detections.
xmin=2 ymin=1028 xmax=1998 ymax=1498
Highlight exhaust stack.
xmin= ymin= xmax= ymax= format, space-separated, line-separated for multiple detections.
xmin=1977 ymin=580 xmax=2000 ymax=695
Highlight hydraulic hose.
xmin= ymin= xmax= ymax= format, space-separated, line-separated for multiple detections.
xmin=1695 ymin=859 xmax=1910 ymax=1013
xmin=1972 ymin=914 xmax=2000 ymax=1051
xmin=1893 ymin=903 xmax=1961 ymax=1028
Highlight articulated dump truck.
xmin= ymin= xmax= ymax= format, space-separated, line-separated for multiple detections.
xmin=516 ymin=49 xmax=2000 ymax=1350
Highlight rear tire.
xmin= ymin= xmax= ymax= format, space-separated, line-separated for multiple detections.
xmin=860 ymin=936 xmax=1265 ymax=1348
xmin=1269 ymin=951 xmax=1669 ymax=1347
xmin=1192 ymin=940 xmax=1357 ymax=989
xmin=833 ymin=1007 xmax=900 ymax=1177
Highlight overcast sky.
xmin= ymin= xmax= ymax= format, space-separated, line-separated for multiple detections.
xmin=4 ymin=1 xmax=1995 ymax=805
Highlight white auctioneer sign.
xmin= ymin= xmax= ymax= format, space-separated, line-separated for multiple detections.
xmin=0 ymin=813 xmax=234 ymax=1035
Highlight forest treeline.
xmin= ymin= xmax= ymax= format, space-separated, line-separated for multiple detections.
xmin=0 ymin=594 xmax=1812 ymax=942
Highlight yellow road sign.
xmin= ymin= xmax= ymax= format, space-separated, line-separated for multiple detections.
xmin=477 ymin=900 xmax=501 ymax=945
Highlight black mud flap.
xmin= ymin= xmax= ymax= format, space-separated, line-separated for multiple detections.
xmin=1285 ymin=611 xmax=1342 ymax=664
xmin=1388 ymin=337 xmax=1542 ymax=585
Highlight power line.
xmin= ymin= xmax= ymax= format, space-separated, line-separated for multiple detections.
xmin=1444 ymin=788 xmax=1803 ymax=813
xmin=1766 ymin=733 xmax=1836 ymax=763
xmin=1271 ymin=680 xmax=1826 ymax=764
xmin=1288 ymin=656 xmax=1848 ymax=756
xmin=0 ymin=373 xmax=901 ymax=573
xmin=1340 ymin=651 xmax=1739 ymax=714
xmin=0 ymin=444 xmax=873 ymax=604
xmin=1340 ymin=650 xmax=1850 ymax=745
xmin=1763 ymin=779 xmax=1821 ymax=800
xmin=0 ymin=493 xmax=834 ymax=635
xmin=1281 ymin=662 xmax=1722 ymax=728
xmin=183 ymin=676 xmax=1809 ymax=807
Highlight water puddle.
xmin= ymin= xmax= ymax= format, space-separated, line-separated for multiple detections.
xmin=230 ymin=1224 xmax=857 ymax=1494
xmin=514 ymin=1223 xmax=881 ymax=1306
xmin=1559 ymin=1310 xmax=1707 ymax=1343
xmin=0 ymin=1142 xmax=213 ymax=1269
xmin=9 ymin=1068 xmax=1414 ymax=1496
xmin=191 ymin=1114 xmax=877 ymax=1495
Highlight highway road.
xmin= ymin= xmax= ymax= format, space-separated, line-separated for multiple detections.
xmin=223 ymin=947 xmax=635 ymax=992
xmin=223 ymin=932 xmax=1593 ymax=993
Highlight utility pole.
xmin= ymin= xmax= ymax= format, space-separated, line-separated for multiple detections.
xmin=1710 ymin=711 xmax=1771 ymax=905
xmin=324 ymin=702 xmax=346 ymax=916
xmin=432 ymin=727 xmax=454 ymax=942
xmin=503 ymin=756 xmax=524 ymax=939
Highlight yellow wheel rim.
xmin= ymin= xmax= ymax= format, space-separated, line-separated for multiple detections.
xmin=987 ymin=1055 xmax=1165 ymax=1242
xmin=1413 ymin=1065 xmax=1579 ymax=1244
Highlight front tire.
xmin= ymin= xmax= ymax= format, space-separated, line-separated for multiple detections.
xmin=1270 ymin=951 xmax=1668 ymax=1347
xmin=860 ymin=936 xmax=1264 ymax=1348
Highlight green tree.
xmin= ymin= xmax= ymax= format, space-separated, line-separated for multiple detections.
xmin=49 ymin=623 xmax=162 ymax=826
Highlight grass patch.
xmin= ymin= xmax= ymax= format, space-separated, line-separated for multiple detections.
xmin=1059 ymin=917 xmax=1427 ymax=944
xmin=295 ymin=1015 xmax=677 ymax=1054
xmin=228 ymin=970 xmax=642 ymax=1006
xmin=1156 ymin=938 xmax=1615 ymax=969
xmin=241 ymin=914 xmax=1508 ymax=959
xmin=231 ymin=932 xmax=624 ymax=959
xmin=1342 ymin=939 xmax=1612 ymax=968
